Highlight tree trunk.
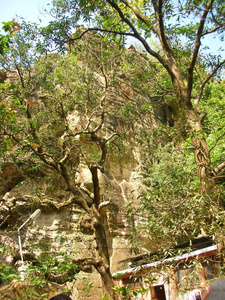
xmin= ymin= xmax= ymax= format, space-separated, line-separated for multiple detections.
xmin=149 ymin=3 xmax=219 ymax=194
xmin=93 ymin=209 xmax=115 ymax=300
xmin=59 ymin=163 xmax=115 ymax=298
xmin=90 ymin=165 xmax=115 ymax=299
xmin=192 ymin=136 xmax=216 ymax=193
xmin=166 ymin=64 xmax=217 ymax=194
xmin=95 ymin=262 xmax=115 ymax=299
xmin=185 ymin=108 xmax=217 ymax=194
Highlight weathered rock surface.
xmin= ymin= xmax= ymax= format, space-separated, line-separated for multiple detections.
xmin=0 ymin=30 xmax=168 ymax=299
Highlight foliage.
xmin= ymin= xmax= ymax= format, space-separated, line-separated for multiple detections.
xmin=0 ymin=22 xmax=161 ymax=299
xmin=0 ymin=263 xmax=18 ymax=283
xmin=113 ymin=274 xmax=152 ymax=300
xmin=0 ymin=20 xmax=20 ymax=56
xmin=1 ymin=2 xmax=225 ymax=297
xmin=82 ymin=280 xmax=94 ymax=292
xmin=202 ymin=80 xmax=225 ymax=166
xmin=46 ymin=0 xmax=225 ymax=68
xmin=102 ymin=295 xmax=111 ymax=300
xmin=0 ymin=23 xmax=161 ymax=181
xmin=0 ymin=244 xmax=18 ymax=285
xmin=113 ymin=285 xmax=133 ymax=299
xmin=0 ymin=244 xmax=76 ymax=299
xmin=42 ymin=0 xmax=225 ymax=196
xmin=127 ymin=128 xmax=225 ymax=250
xmin=28 ymin=252 xmax=78 ymax=284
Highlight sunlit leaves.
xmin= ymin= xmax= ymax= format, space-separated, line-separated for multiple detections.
xmin=0 ymin=20 xmax=20 ymax=56
xmin=47 ymin=0 xmax=224 ymax=54
xmin=201 ymin=80 xmax=225 ymax=166
xmin=127 ymin=137 xmax=223 ymax=250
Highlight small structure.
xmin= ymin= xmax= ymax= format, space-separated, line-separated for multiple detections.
xmin=112 ymin=236 xmax=221 ymax=299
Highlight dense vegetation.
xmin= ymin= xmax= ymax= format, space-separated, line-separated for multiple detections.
xmin=0 ymin=0 xmax=225 ymax=299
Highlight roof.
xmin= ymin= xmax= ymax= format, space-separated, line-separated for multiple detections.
xmin=121 ymin=236 xmax=214 ymax=267
xmin=112 ymin=236 xmax=217 ymax=279
xmin=112 ymin=244 xmax=218 ymax=279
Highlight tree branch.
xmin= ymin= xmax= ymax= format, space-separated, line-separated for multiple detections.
xmin=68 ymin=27 xmax=135 ymax=42
xmin=195 ymin=58 xmax=225 ymax=105
xmin=209 ymin=131 xmax=225 ymax=154
xmin=187 ymin=0 xmax=213 ymax=101
xmin=214 ymin=162 xmax=225 ymax=175
xmin=121 ymin=0 xmax=151 ymax=27
xmin=0 ymin=215 xmax=10 ymax=229
xmin=152 ymin=0 xmax=175 ymax=58
xmin=201 ymin=24 xmax=224 ymax=37
xmin=105 ymin=0 xmax=167 ymax=66
xmin=59 ymin=149 xmax=70 ymax=165
xmin=31 ymin=148 xmax=58 ymax=169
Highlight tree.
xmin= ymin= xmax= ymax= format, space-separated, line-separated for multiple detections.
xmin=125 ymin=76 xmax=225 ymax=252
xmin=46 ymin=0 xmax=225 ymax=195
xmin=0 ymin=24 xmax=159 ymax=299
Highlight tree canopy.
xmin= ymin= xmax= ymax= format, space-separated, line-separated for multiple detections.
xmin=42 ymin=0 xmax=225 ymax=194
xmin=0 ymin=1 xmax=225 ymax=298
xmin=0 ymin=23 xmax=161 ymax=299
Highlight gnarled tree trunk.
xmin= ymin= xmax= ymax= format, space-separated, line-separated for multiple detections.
xmin=186 ymin=109 xmax=217 ymax=194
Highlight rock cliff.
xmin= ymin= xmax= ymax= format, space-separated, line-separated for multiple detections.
xmin=0 ymin=30 xmax=168 ymax=299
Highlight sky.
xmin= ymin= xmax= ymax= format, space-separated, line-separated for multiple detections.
xmin=0 ymin=0 xmax=224 ymax=59
xmin=0 ymin=0 xmax=53 ymax=26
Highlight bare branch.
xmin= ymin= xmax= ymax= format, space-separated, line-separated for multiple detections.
xmin=209 ymin=8 xmax=225 ymax=28
xmin=79 ymin=184 xmax=94 ymax=201
xmin=84 ymin=110 xmax=99 ymax=131
xmin=57 ymin=195 xmax=76 ymax=209
xmin=59 ymin=149 xmax=70 ymax=164
xmin=68 ymin=27 xmax=135 ymax=42
xmin=105 ymin=132 xmax=119 ymax=143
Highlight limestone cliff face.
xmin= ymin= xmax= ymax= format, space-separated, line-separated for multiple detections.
xmin=0 ymin=31 xmax=166 ymax=299
xmin=0 ymin=135 xmax=143 ymax=299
